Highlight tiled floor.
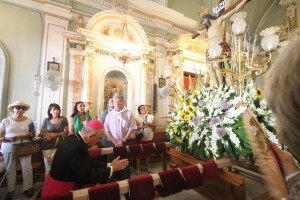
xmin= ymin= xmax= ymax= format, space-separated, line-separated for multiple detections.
xmin=0 ymin=160 xmax=268 ymax=200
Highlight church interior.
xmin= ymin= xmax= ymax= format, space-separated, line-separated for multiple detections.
xmin=1 ymin=0 xmax=300 ymax=199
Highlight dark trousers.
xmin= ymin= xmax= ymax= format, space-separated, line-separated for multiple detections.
xmin=103 ymin=138 xmax=131 ymax=181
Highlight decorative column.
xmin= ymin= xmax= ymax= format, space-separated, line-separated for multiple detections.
xmin=36 ymin=3 xmax=72 ymax=131
xmin=72 ymin=54 xmax=84 ymax=103
xmin=155 ymin=36 xmax=169 ymax=130
xmin=63 ymin=30 xmax=86 ymax=117
xmin=142 ymin=55 xmax=156 ymax=105
xmin=83 ymin=53 xmax=94 ymax=113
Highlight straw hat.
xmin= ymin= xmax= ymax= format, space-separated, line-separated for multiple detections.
xmin=7 ymin=101 xmax=30 ymax=112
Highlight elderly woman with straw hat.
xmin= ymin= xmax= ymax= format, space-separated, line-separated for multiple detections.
xmin=0 ymin=101 xmax=35 ymax=200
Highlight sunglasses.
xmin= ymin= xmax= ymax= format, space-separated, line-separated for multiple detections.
xmin=15 ymin=106 xmax=26 ymax=110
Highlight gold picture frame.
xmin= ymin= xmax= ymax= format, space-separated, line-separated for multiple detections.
xmin=159 ymin=75 xmax=165 ymax=88
xmin=47 ymin=61 xmax=60 ymax=71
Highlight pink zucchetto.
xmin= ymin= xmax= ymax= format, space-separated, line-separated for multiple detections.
xmin=86 ymin=119 xmax=104 ymax=129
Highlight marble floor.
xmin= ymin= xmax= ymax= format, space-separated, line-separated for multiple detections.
xmin=0 ymin=160 xmax=268 ymax=200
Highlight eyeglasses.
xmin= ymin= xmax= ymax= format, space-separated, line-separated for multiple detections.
xmin=15 ymin=106 xmax=26 ymax=110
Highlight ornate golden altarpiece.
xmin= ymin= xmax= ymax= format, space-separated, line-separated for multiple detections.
xmin=64 ymin=10 xmax=158 ymax=117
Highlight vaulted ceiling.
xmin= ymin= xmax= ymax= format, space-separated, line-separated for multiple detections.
xmin=158 ymin=0 xmax=285 ymax=40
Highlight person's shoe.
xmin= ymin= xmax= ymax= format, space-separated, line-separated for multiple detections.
xmin=24 ymin=187 xmax=34 ymax=198
xmin=5 ymin=191 xmax=14 ymax=200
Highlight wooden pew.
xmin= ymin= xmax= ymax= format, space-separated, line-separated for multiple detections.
xmin=167 ymin=148 xmax=245 ymax=200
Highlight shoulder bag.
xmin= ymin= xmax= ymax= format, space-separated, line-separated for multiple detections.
xmin=13 ymin=138 xmax=42 ymax=157
xmin=47 ymin=136 xmax=60 ymax=165
xmin=135 ymin=128 xmax=144 ymax=141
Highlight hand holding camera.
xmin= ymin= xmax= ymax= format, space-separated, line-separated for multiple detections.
xmin=142 ymin=116 xmax=148 ymax=127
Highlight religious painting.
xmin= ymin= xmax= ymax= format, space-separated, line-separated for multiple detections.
xmin=158 ymin=76 xmax=165 ymax=88
xmin=47 ymin=61 xmax=60 ymax=71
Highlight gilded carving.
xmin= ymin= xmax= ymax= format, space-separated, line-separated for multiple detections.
xmin=86 ymin=53 xmax=94 ymax=66
xmin=72 ymin=54 xmax=84 ymax=102
xmin=83 ymin=53 xmax=94 ymax=104
xmin=73 ymin=54 xmax=84 ymax=64
xmin=84 ymin=101 xmax=92 ymax=116
xmin=105 ymin=78 xmax=123 ymax=102
xmin=76 ymin=15 xmax=85 ymax=32
xmin=143 ymin=60 xmax=155 ymax=74
xmin=280 ymin=0 xmax=297 ymax=37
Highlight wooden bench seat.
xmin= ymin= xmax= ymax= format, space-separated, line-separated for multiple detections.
xmin=167 ymin=148 xmax=246 ymax=200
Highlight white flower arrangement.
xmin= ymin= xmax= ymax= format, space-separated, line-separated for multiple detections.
xmin=166 ymin=81 xmax=278 ymax=161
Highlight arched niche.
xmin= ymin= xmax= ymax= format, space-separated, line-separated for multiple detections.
xmin=99 ymin=66 xmax=133 ymax=112
xmin=69 ymin=10 xmax=155 ymax=117
xmin=0 ymin=41 xmax=10 ymax=119
xmin=103 ymin=70 xmax=128 ymax=106
xmin=81 ymin=10 xmax=153 ymax=114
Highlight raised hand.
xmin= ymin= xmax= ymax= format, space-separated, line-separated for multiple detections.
xmin=243 ymin=109 xmax=289 ymax=199
xmin=111 ymin=156 xmax=129 ymax=171
xmin=270 ymin=143 xmax=298 ymax=178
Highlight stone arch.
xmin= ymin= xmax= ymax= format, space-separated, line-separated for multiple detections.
xmin=86 ymin=10 xmax=149 ymax=45
xmin=0 ymin=41 xmax=10 ymax=119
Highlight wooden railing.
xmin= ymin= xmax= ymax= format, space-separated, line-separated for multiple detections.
xmin=167 ymin=148 xmax=244 ymax=200
xmin=71 ymin=144 xmax=234 ymax=200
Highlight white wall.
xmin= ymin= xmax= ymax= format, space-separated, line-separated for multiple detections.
xmin=0 ymin=2 xmax=43 ymax=120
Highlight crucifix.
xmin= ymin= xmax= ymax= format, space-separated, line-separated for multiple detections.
xmin=192 ymin=0 xmax=251 ymax=39
xmin=192 ymin=0 xmax=251 ymax=89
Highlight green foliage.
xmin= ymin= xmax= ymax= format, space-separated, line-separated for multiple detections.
xmin=166 ymin=82 xmax=279 ymax=161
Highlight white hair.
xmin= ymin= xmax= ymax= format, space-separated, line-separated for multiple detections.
xmin=264 ymin=38 xmax=300 ymax=157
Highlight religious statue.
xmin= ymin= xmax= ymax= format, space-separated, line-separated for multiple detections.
xmin=196 ymin=0 xmax=251 ymax=88
xmin=105 ymin=78 xmax=123 ymax=102
xmin=110 ymin=87 xmax=120 ymax=97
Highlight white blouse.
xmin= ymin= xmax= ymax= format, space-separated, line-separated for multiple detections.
xmin=135 ymin=114 xmax=154 ymax=141
xmin=0 ymin=117 xmax=33 ymax=153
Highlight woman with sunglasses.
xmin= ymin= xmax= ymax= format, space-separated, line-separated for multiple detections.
xmin=0 ymin=101 xmax=35 ymax=200
xmin=39 ymin=103 xmax=69 ymax=177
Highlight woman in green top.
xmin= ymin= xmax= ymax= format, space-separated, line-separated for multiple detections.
xmin=69 ymin=101 xmax=91 ymax=134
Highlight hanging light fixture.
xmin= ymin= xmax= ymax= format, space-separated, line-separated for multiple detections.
xmin=115 ymin=16 xmax=134 ymax=65
xmin=111 ymin=1 xmax=141 ymax=66
xmin=117 ymin=48 xmax=133 ymax=65
xmin=116 ymin=16 xmax=142 ymax=65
